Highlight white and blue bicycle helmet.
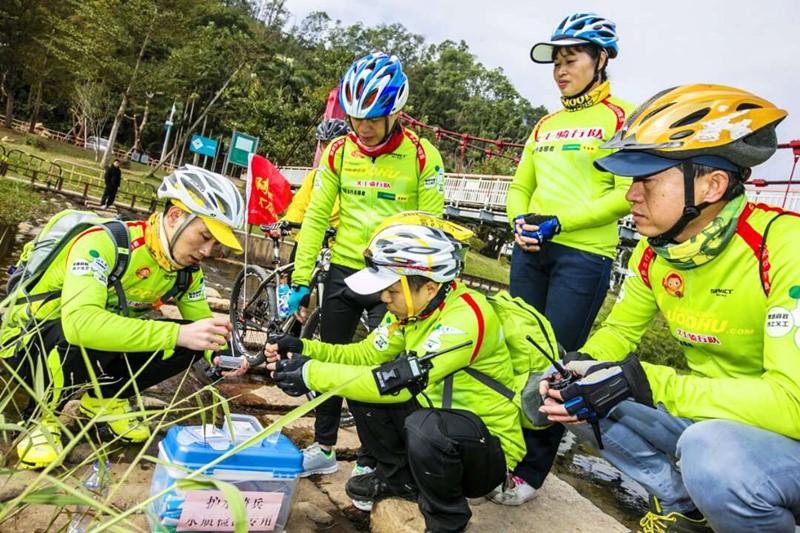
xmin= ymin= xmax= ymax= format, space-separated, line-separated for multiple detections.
xmin=531 ymin=13 xmax=619 ymax=64
xmin=339 ymin=52 xmax=409 ymax=119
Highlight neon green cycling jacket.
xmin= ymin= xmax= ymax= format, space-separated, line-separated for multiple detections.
xmin=507 ymin=91 xmax=635 ymax=259
xmin=1 ymin=220 xmax=212 ymax=358
xmin=291 ymin=128 xmax=445 ymax=286
xmin=582 ymin=202 xmax=800 ymax=439
xmin=302 ymin=282 xmax=526 ymax=470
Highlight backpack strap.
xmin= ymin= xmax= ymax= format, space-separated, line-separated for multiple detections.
xmin=441 ymin=368 xmax=515 ymax=408
xmin=636 ymin=246 xmax=657 ymax=289
xmin=159 ymin=268 xmax=196 ymax=304
xmin=326 ymin=136 xmax=348 ymax=174
xmin=600 ymin=98 xmax=627 ymax=133
xmin=101 ymin=220 xmax=131 ymax=316
xmin=401 ymin=129 xmax=426 ymax=177
xmin=734 ymin=202 xmax=800 ymax=296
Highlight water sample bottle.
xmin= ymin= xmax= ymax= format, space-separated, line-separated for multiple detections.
xmin=67 ymin=460 xmax=111 ymax=533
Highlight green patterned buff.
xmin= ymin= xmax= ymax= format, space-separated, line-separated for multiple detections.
xmin=651 ymin=195 xmax=746 ymax=269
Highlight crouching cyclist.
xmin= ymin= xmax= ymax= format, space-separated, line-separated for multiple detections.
xmin=1 ymin=166 xmax=249 ymax=469
xmin=265 ymin=214 xmax=525 ymax=533
xmin=537 ymin=85 xmax=800 ymax=531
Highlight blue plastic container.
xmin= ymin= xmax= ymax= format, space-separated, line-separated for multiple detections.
xmin=147 ymin=417 xmax=302 ymax=532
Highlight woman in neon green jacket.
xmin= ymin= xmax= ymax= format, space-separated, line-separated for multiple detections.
xmin=501 ymin=12 xmax=634 ymax=506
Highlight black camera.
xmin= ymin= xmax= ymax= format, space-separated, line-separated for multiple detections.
xmin=372 ymin=340 xmax=473 ymax=397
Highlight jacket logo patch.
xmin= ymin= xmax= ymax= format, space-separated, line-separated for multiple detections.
xmin=422 ymin=325 xmax=465 ymax=353
xmin=355 ymin=180 xmax=391 ymax=189
xmin=70 ymin=260 xmax=91 ymax=276
xmin=662 ymin=271 xmax=684 ymax=298
xmin=373 ymin=324 xmax=390 ymax=351
xmin=675 ymin=328 xmax=721 ymax=345
xmin=539 ymin=127 xmax=604 ymax=141
xmin=136 ymin=267 xmax=151 ymax=279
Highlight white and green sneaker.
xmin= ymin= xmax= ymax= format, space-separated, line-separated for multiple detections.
xmin=350 ymin=463 xmax=376 ymax=511
xmin=299 ymin=442 xmax=338 ymax=477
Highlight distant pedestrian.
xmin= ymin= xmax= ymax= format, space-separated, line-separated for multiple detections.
xmin=101 ymin=158 xmax=122 ymax=208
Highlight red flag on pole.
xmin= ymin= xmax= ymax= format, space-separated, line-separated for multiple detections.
xmin=246 ymin=154 xmax=293 ymax=225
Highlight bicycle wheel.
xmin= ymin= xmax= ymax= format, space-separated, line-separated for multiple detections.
xmin=299 ymin=307 xmax=322 ymax=341
xmin=230 ymin=265 xmax=277 ymax=365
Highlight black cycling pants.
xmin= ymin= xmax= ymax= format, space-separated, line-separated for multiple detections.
xmin=357 ymin=407 xmax=507 ymax=533
xmin=7 ymin=319 xmax=204 ymax=408
xmin=313 ymin=263 xmax=385 ymax=450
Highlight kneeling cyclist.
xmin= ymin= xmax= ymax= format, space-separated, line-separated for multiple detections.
xmin=538 ymin=85 xmax=800 ymax=531
xmin=265 ymin=214 xmax=524 ymax=533
xmin=1 ymin=166 xmax=248 ymax=469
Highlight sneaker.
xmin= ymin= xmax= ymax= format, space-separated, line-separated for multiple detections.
xmin=639 ymin=496 xmax=712 ymax=533
xmin=299 ymin=442 xmax=338 ymax=477
xmin=487 ymin=474 xmax=537 ymax=506
xmin=345 ymin=471 xmax=417 ymax=513
xmin=16 ymin=415 xmax=63 ymax=469
xmin=350 ymin=464 xmax=376 ymax=511
xmin=79 ymin=394 xmax=150 ymax=443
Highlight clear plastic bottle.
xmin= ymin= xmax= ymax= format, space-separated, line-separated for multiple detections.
xmin=67 ymin=460 xmax=111 ymax=533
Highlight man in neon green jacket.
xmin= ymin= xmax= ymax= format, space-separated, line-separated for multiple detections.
xmin=1 ymin=166 xmax=248 ymax=469
xmin=266 ymin=214 xmax=523 ymax=532
xmin=538 ymin=85 xmax=800 ymax=532
xmin=285 ymin=52 xmax=445 ymax=481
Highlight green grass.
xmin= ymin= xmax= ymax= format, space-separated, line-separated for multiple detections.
xmin=464 ymin=250 xmax=510 ymax=284
xmin=0 ymin=126 xmax=166 ymax=184
xmin=0 ymin=179 xmax=61 ymax=226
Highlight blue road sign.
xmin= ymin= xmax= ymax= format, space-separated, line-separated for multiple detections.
xmin=189 ymin=134 xmax=218 ymax=158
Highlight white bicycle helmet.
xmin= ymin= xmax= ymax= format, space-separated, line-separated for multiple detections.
xmin=345 ymin=213 xmax=471 ymax=295
xmin=158 ymin=164 xmax=245 ymax=251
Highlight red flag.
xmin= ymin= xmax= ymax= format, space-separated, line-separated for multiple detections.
xmin=246 ymin=154 xmax=293 ymax=225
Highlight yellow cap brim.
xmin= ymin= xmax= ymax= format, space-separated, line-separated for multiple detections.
xmin=201 ymin=216 xmax=243 ymax=253
xmin=170 ymin=200 xmax=243 ymax=253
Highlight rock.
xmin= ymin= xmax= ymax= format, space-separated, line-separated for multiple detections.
xmin=256 ymin=415 xmax=362 ymax=456
xmin=370 ymin=474 xmax=627 ymax=533
xmin=215 ymin=382 xmax=306 ymax=409
xmin=158 ymin=304 xmax=181 ymax=320
xmin=207 ymin=296 xmax=230 ymax=312
xmin=295 ymin=501 xmax=334 ymax=525
xmin=315 ymin=461 xmax=358 ymax=511
xmin=205 ymin=286 xmax=222 ymax=299
xmin=17 ymin=222 xmax=35 ymax=235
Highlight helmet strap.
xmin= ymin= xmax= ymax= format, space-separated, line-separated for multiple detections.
xmin=648 ymin=161 xmax=711 ymax=246
xmin=165 ymin=212 xmax=196 ymax=268
xmin=400 ymin=275 xmax=415 ymax=320
xmin=570 ymin=52 xmax=605 ymax=100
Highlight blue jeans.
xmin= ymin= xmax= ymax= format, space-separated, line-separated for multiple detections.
xmin=569 ymin=401 xmax=800 ymax=532
xmin=509 ymin=241 xmax=612 ymax=352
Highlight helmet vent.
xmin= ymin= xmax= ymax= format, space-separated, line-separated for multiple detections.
xmin=670 ymin=108 xmax=710 ymax=128
xmin=640 ymin=103 xmax=674 ymax=124
xmin=736 ymin=103 xmax=762 ymax=111
xmin=669 ymin=130 xmax=693 ymax=140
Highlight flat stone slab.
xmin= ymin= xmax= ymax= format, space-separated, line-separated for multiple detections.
xmin=371 ymin=473 xmax=627 ymax=533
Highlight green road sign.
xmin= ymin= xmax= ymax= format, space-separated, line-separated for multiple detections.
xmin=228 ymin=131 xmax=259 ymax=168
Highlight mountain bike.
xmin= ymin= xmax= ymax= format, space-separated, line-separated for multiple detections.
xmin=229 ymin=221 xmax=335 ymax=365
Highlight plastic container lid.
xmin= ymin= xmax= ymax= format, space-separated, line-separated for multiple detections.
xmin=160 ymin=424 xmax=302 ymax=477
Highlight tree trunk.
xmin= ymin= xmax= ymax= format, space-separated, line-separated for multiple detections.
xmin=4 ymin=90 xmax=13 ymax=128
xmin=146 ymin=60 xmax=247 ymax=179
xmin=28 ymin=80 xmax=43 ymax=133
xmin=101 ymin=13 xmax=155 ymax=167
